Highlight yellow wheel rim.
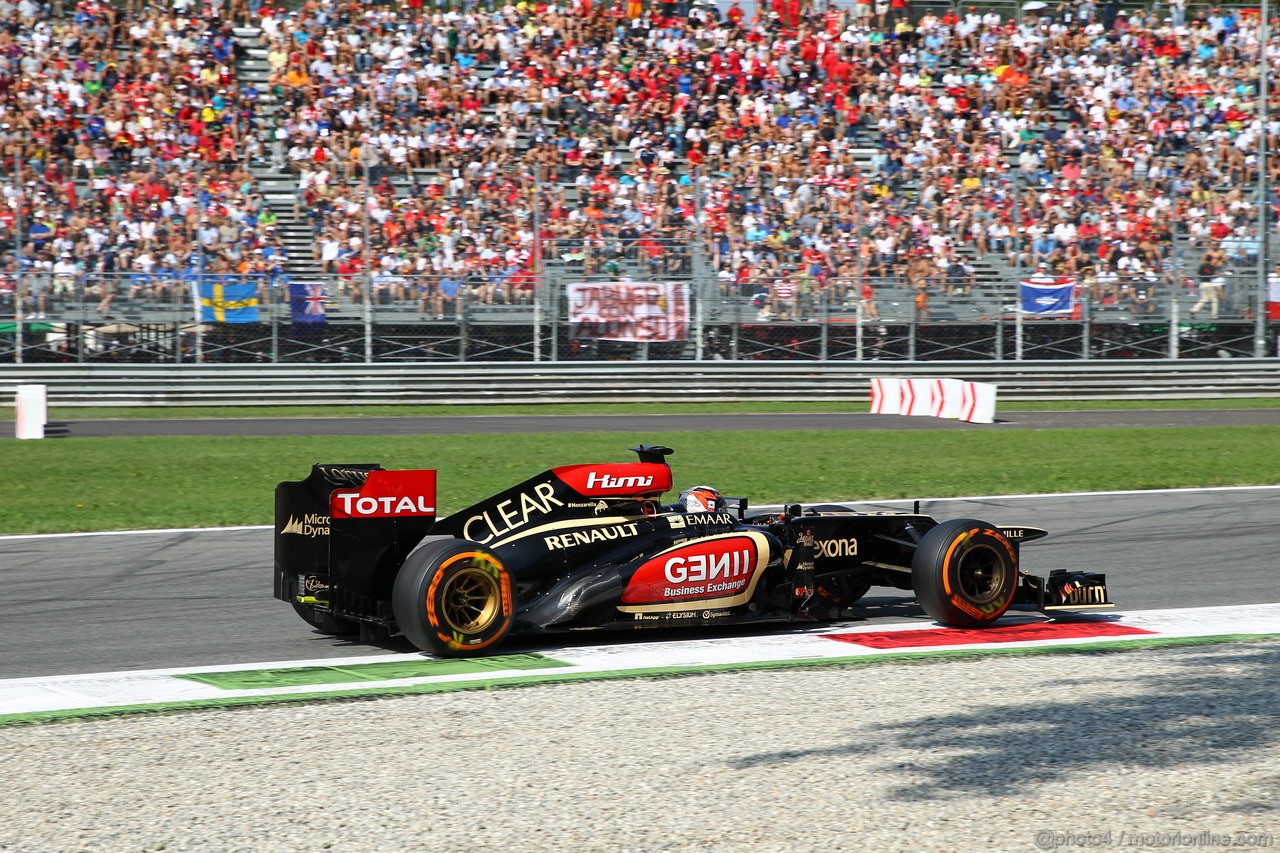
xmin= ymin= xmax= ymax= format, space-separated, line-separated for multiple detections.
xmin=440 ymin=567 xmax=502 ymax=634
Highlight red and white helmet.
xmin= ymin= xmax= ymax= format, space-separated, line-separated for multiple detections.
xmin=680 ymin=486 xmax=724 ymax=513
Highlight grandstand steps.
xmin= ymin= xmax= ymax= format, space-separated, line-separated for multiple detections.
xmin=233 ymin=25 xmax=326 ymax=282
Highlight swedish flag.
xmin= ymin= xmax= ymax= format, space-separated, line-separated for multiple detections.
xmin=198 ymin=278 xmax=261 ymax=324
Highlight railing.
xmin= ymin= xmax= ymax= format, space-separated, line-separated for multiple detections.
xmin=3 ymin=360 xmax=1280 ymax=408
xmin=1 ymin=272 xmax=1276 ymax=365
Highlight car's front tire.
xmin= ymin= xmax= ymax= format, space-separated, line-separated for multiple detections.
xmin=392 ymin=539 xmax=515 ymax=657
xmin=911 ymin=519 xmax=1017 ymax=628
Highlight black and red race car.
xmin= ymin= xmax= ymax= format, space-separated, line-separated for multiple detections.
xmin=274 ymin=446 xmax=1112 ymax=657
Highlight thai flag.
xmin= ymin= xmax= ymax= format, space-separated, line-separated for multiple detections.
xmin=290 ymin=282 xmax=327 ymax=325
xmin=1019 ymin=275 xmax=1077 ymax=315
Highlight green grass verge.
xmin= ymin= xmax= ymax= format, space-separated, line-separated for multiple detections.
xmin=4 ymin=426 xmax=1279 ymax=534
xmin=2 ymin=634 xmax=1273 ymax=728
xmin=177 ymin=653 xmax=571 ymax=689
xmin=43 ymin=398 xmax=1280 ymax=420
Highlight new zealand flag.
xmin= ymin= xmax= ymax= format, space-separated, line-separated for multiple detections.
xmin=289 ymin=282 xmax=327 ymax=325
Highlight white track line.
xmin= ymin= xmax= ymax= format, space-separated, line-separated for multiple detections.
xmin=0 ymin=524 xmax=273 ymax=541
xmin=2 ymin=604 xmax=1277 ymax=721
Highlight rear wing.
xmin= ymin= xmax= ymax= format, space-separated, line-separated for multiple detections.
xmin=274 ymin=464 xmax=438 ymax=608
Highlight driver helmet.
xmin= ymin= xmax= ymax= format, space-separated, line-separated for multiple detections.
xmin=680 ymin=485 xmax=724 ymax=513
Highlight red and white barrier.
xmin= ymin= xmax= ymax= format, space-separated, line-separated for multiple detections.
xmin=960 ymin=381 xmax=998 ymax=424
xmin=930 ymin=378 xmax=966 ymax=419
xmin=868 ymin=378 xmax=997 ymax=424
xmin=869 ymin=377 xmax=902 ymax=415
xmin=901 ymin=378 xmax=934 ymax=416
xmin=14 ymin=384 xmax=46 ymax=440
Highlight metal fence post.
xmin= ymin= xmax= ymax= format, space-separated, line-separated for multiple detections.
xmin=1082 ymin=291 xmax=1091 ymax=360
xmin=551 ymin=276 xmax=560 ymax=361
xmin=362 ymin=161 xmax=373 ymax=364
xmin=531 ymin=168 xmax=542 ymax=363
xmin=693 ymin=171 xmax=707 ymax=361
xmin=1256 ymin=1 xmax=1270 ymax=358
xmin=459 ymin=285 xmax=468 ymax=362
xmin=270 ymin=279 xmax=280 ymax=363
xmin=731 ymin=298 xmax=739 ymax=360
xmin=13 ymin=160 xmax=23 ymax=365
xmin=1015 ymin=302 xmax=1024 ymax=361
xmin=194 ymin=264 xmax=205 ymax=364
xmin=855 ymin=302 xmax=864 ymax=361
xmin=820 ymin=286 xmax=829 ymax=361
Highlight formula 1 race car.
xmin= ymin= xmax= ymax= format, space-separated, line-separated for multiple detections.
xmin=274 ymin=446 xmax=1112 ymax=657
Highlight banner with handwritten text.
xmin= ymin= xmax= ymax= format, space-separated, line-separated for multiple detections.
xmin=566 ymin=282 xmax=690 ymax=342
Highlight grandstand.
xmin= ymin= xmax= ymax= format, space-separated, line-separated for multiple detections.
xmin=0 ymin=0 xmax=1276 ymax=362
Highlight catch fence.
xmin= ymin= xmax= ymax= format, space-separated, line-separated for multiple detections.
xmin=1 ymin=267 xmax=1276 ymax=364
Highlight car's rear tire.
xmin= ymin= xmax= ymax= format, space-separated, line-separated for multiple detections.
xmin=911 ymin=519 xmax=1017 ymax=628
xmin=392 ymin=539 xmax=515 ymax=657
xmin=291 ymin=601 xmax=358 ymax=636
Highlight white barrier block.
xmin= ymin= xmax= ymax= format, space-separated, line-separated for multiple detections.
xmin=869 ymin=377 xmax=902 ymax=415
xmin=931 ymin=378 xmax=966 ymax=419
xmin=15 ymin=384 xmax=47 ymax=440
xmin=961 ymin=381 xmax=998 ymax=424
xmin=901 ymin=378 xmax=934 ymax=416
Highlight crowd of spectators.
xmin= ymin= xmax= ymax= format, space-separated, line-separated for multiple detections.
xmin=1 ymin=0 xmax=1278 ymax=324
xmin=0 ymin=0 xmax=283 ymax=318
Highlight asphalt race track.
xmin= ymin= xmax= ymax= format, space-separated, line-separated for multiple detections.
xmin=3 ymin=487 xmax=1275 ymax=680
xmin=36 ymin=407 xmax=1280 ymax=438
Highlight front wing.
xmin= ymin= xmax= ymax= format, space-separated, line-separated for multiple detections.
xmin=1018 ymin=569 xmax=1114 ymax=614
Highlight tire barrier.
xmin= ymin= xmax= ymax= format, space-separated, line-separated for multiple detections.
xmin=870 ymin=377 xmax=997 ymax=424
